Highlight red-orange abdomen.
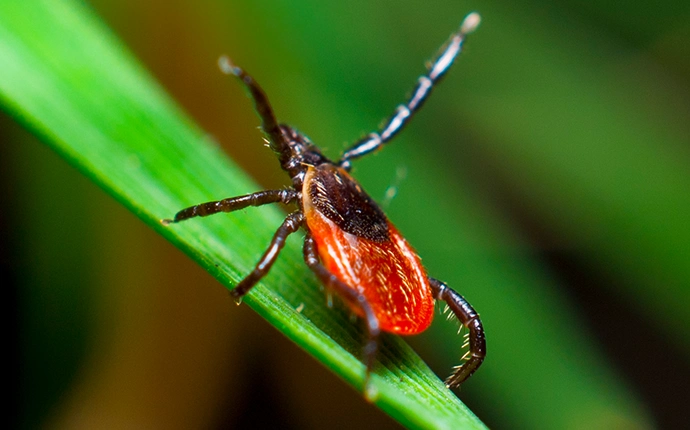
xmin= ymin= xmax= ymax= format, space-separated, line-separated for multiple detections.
xmin=303 ymin=165 xmax=434 ymax=334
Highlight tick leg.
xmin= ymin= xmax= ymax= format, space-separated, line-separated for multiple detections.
xmin=429 ymin=277 xmax=485 ymax=388
xmin=218 ymin=56 xmax=291 ymax=158
xmin=339 ymin=12 xmax=481 ymax=169
xmin=162 ymin=189 xmax=298 ymax=224
xmin=229 ymin=211 xmax=304 ymax=299
xmin=303 ymin=233 xmax=381 ymax=388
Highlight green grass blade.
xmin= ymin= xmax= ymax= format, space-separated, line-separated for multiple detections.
xmin=0 ymin=1 xmax=483 ymax=428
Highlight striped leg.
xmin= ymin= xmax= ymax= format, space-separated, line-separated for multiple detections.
xmin=339 ymin=12 xmax=480 ymax=169
xmin=429 ymin=277 xmax=485 ymax=388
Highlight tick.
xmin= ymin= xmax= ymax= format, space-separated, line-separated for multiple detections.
xmin=164 ymin=12 xmax=485 ymax=390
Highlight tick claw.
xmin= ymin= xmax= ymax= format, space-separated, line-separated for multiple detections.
xmin=363 ymin=377 xmax=380 ymax=403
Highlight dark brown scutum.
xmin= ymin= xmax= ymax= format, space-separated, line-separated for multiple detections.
xmin=308 ymin=164 xmax=389 ymax=242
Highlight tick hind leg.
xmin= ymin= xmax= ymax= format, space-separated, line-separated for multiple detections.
xmin=338 ymin=12 xmax=481 ymax=169
xmin=429 ymin=277 xmax=485 ymax=388
xmin=303 ymin=234 xmax=381 ymax=390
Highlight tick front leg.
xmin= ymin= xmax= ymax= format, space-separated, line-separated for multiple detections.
xmin=303 ymin=234 xmax=381 ymax=390
xmin=429 ymin=277 xmax=485 ymax=388
xmin=218 ymin=56 xmax=290 ymax=157
xmin=162 ymin=189 xmax=298 ymax=224
xmin=229 ymin=211 xmax=304 ymax=299
xmin=338 ymin=12 xmax=481 ymax=169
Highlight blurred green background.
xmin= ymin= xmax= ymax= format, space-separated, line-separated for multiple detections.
xmin=4 ymin=0 xmax=689 ymax=428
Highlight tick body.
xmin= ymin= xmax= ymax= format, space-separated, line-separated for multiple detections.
xmin=164 ymin=12 xmax=485 ymax=389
